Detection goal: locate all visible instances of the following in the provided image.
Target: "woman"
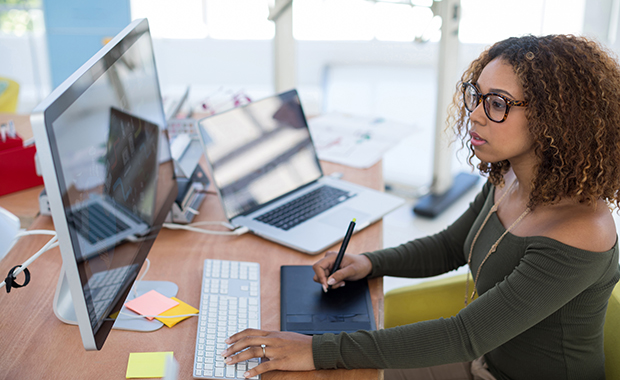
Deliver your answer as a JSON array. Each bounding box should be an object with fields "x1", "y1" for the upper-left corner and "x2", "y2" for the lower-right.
[{"x1": 222, "y1": 35, "x2": 620, "y2": 380}]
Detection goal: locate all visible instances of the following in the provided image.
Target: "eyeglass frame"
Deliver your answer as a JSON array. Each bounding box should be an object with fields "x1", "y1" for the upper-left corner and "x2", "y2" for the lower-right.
[{"x1": 462, "y1": 82, "x2": 528, "y2": 123}]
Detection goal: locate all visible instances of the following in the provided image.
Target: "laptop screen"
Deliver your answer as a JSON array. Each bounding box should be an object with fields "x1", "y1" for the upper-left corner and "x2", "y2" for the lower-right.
[
  {"x1": 105, "y1": 108, "x2": 159, "y2": 224},
  {"x1": 199, "y1": 90, "x2": 323, "y2": 220}
]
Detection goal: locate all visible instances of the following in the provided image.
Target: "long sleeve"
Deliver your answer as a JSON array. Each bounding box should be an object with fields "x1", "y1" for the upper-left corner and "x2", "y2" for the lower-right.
[
  {"x1": 362, "y1": 181, "x2": 492, "y2": 279},
  {"x1": 312, "y1": 180, "x2": 620, "y2": 379},
  {"x1": 313, "y1": 240, "x2": 618, "y2": 375}
]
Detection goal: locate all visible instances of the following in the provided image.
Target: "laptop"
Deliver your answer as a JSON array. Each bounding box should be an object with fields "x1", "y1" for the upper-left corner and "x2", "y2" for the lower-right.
[
  {"x1": 67, "y1": 108, "x2": 159, "y2": 261},
  {"x1": 197, "y1": 89, "x2": 404, "y2": 254}
]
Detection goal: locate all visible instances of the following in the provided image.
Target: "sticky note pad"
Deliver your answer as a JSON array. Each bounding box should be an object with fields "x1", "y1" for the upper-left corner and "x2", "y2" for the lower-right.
[
  {"x1": 126, "y1": 351, "x2": 173, "y2": 378},
  {"x1": 155, "y1": 297, "x2": 199, "y2": 328},
  {"x1": 124, "y1": 290, "x2": 179, "y2": 321}
]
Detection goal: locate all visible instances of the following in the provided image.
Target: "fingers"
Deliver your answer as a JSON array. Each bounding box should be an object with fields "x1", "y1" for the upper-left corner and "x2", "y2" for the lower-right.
[
  {"x1": 224, "y1": 329, "x2": 268, "y2": 361},
  {"x1": 223, "y1": 345, "x2": 264, "y2": 365},
  {"x1": 312, "y1": 251, "x2": 338, "y2": 291},
  {"x1": 222, "y1": 329, "x2": 315, "y2": 378},
  {"x1": 243, "y1": 359, "x2": 280, "y2": 379},
  {"x1": 313, "y1": 252, "x2": 374, "y2": 292},
  {"x1": 326, "y1": 263, "x2": 359, "y2": 289},
  {"x1": 226, "y1": 328, "x2": 267, "y2": 345}
]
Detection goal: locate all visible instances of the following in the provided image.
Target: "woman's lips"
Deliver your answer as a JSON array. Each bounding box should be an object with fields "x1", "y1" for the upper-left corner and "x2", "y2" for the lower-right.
[{"x1": 470, "y1": 131, "x2": 486, "y2": 146}]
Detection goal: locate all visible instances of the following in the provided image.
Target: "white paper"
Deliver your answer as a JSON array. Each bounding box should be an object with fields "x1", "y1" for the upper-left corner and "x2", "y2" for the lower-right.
[{"x1": 308, "y1": 113, "x2": 417, "y2": 169}]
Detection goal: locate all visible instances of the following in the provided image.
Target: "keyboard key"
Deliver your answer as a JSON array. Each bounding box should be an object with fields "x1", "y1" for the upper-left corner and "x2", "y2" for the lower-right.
[
  {"x1": 254, "y1": 185, "x2": 353, "y2": 230},
  {"x1": 194, "y1": 259, "x2": 261, "y2": 379}
]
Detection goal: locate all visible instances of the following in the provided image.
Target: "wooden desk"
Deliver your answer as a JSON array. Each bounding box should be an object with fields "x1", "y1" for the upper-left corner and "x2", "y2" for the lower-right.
[{"x1": 0, "y1": 146, "x2": 386, "y2": 379}]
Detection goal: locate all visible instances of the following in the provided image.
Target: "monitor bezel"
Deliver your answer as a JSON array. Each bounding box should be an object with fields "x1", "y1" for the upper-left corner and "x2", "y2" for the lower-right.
[{"x1": 30, "y1": 18, "x2": 177, "y2": 350}]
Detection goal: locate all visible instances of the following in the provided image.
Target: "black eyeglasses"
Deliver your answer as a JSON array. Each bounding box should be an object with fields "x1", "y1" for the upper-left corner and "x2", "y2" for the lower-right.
[{"x1": 462, "y1": 82, "x2": 528, "y2": 123}]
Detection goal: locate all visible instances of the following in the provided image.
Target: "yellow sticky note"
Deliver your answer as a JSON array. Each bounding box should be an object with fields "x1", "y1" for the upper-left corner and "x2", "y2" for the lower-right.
[
  {"x1": 126, "y1": 351, "x2": 173, "y2": 378},
  {"x1": 155, "y1": 297, "x2": 199, "y2": 328}
]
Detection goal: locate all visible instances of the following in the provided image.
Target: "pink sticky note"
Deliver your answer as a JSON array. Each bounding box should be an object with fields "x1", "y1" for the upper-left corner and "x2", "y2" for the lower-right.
[{"x1": 125, "y1": 290, "x2": 179, "y2": 321}]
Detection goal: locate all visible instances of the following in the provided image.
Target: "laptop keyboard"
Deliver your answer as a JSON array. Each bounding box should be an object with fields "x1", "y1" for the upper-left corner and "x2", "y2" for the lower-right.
[
  {"x1": 84, "y1": 264, "x2": 137, "y2": 327},
  {"x1": 254, "y1": 185, "x2": 352, "y2": 230},
  {"x1": 69, "y1": 203, "x2": 130, "y2": 244}
]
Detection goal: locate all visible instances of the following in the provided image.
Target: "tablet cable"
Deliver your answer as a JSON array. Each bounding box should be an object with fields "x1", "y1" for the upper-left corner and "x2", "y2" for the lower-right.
[
  {"x1": 163, "y1": 220, "x2": 249, "y2": 236},
  {"x1": 2, "y1": 230, "x2": 58, "y2": 293}
]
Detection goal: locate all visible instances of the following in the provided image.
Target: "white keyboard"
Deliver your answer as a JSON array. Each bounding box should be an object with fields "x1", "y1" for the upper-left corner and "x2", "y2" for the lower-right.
[{"x1": 193, "y1": 259, "x2": 261, "y2": 379}]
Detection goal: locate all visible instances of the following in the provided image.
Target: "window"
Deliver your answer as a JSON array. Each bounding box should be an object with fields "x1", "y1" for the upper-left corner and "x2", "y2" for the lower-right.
[
  {"x1": 129, "y1": 0, "x2": 587, "y2": 43},
  {"x1": 131, "y1": 0, "x2": 207, "y2": 39},
  {"x1": 130, "y1": 0, "x2": 274, "y2": 39},
  {"x1": 293, "y1": 0, "x2": 439, "y2": 42},
  {"x1": 374, "y1": 3, "x2": 438, "y2": 42},
  {"x1": 206, "y1": 0, "x2": 274, "y2": 40},
  {"x1": 0, "y1": 0, "x2": 43, "y2": 36},
  {"x1": 459, "y1": 0, "x2": 586, "y2": 43}
]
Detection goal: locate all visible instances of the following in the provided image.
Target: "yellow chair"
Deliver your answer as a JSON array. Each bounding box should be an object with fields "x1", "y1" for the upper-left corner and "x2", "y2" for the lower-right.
[
  {"x1": 0, "y1": 77, "x2": 19, "y2": 113},
  {"x1": 605, "y1": 281, "x2": 620, "y2": 378},
  {"x1": 384, "y1": 274, "x2": 620, "y2": 377}
]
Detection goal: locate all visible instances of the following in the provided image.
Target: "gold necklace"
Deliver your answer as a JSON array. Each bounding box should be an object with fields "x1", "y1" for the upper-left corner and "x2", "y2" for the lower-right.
[{"x1": 465, "y1": 180, "x2": 530, "y2": 306}]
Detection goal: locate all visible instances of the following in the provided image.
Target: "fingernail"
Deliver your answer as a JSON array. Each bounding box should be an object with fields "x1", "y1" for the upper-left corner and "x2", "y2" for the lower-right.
[
  {"x1": 322, "y1": 284, "x2": 327, "y2": 293},
  {"x1": 327, "y1": 278, "x2": 336, "y2": 285},
  {"x1": 339, "y1": 282, "x2": 345, "y2": 288},
  {"x1": 225, "y1": 338, "x2": 231, "y2": 344},
  {"x1": 225, "y1": 357, "x2": 232, "y2": 363},
  {"x1": 221, "y1": 351, "x2": 228, "y2": 357},
  {"x1": 244, "y1": 372, "x2": 251, "y2": 378}
]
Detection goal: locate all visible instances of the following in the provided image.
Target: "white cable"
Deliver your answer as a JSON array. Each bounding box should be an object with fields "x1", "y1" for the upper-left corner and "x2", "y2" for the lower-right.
[
  {"x1": 162, "y1": 222, "x2": 249, "y2": 236},
  {"x1": 131, "y1": 258, "x2": 151, "y2": 298},
  {"x1": 15, "y1": 230, "x2": 57, "y2": 238},
  {"x1": 185, "y1": 207, "x2": 199, "y2": 215},
  {"x1": 187, "y1": 220, "x2": 234, "y2": 229},
  {"x1": 117, "y1": 311, "x2": 198, "y2": 320},
  {"x1": 125, "y1": 234, "x2": 156, "y2": 243},
  {"x1": 113, "y1": 258, "x2": 198, "y2": 320},
  {"x1": 1, "y1": 232, "x2": 58, "y2": 290}
]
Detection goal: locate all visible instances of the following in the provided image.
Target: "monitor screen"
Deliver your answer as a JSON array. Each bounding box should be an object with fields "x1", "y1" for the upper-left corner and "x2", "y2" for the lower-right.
[
  {"x1": 31, "y1": 18, "x2": 177, "y2": 350},
  {"x1": 198, "y1": 90, "x2": 323, "y2": 220}
]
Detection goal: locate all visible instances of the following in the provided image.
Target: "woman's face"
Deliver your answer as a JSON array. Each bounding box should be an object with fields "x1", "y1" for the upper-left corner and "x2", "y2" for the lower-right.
[{"x1": 468, "y1": 58, "x2": 535, "y2": 167}]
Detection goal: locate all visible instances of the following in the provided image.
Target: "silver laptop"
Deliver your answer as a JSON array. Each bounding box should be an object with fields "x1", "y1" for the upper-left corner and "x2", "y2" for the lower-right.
[
  {"x1": 197, "y1": 89, "x2": 404, "y2": 254},
  {"x1": 66, "y1": 108, "x2": 159, "y2": 261}
]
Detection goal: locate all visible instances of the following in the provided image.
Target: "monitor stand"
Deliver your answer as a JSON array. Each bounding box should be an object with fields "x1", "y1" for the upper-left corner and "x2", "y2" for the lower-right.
[{"x1": 53, "y1": 268, "x2": 178, "y2": 332}]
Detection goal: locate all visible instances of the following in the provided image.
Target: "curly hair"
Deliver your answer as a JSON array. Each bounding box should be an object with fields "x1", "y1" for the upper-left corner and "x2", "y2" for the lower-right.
[{"x1": 451, "y1": 35, "x2": 620, "y2": 210}]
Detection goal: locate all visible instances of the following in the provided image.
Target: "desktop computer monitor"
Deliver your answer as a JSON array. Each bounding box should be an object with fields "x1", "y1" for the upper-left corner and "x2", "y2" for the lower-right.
[{"x1": 30, "y1": 18, "x2": 178, "y2": 350}]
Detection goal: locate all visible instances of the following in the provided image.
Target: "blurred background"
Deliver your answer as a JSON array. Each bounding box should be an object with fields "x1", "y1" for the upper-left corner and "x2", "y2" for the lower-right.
[{"x1": 2, "y1": 0, "x2": 619, "y2": 288}]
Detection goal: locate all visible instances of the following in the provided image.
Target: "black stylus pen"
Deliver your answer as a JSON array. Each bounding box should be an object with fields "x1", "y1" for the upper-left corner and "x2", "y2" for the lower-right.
[{"x1": 327, "y1": 218, "x2": 356, "y2": 291}]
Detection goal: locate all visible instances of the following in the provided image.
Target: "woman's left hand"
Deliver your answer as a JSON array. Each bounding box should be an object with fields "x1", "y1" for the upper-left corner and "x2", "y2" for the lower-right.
[{"x1": 222, "y1": 329, "x2": 315, "y2": 378}]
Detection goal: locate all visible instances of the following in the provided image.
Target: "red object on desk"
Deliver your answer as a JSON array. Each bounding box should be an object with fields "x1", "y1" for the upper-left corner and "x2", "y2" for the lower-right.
[{"x1": 0, "y1": 135, "x2": 44, "y2": 196}]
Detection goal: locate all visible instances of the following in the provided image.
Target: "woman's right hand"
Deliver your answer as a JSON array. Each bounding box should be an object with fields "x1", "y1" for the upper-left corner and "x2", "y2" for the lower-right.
[{"x1": 312, "y1": 251, "x2": 373, "y2": 292}]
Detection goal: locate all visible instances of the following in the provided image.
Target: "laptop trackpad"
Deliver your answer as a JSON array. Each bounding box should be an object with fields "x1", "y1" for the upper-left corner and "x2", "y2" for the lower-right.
[{"x1": 319, "y1": 207, "x2": 369, "y2": 228}]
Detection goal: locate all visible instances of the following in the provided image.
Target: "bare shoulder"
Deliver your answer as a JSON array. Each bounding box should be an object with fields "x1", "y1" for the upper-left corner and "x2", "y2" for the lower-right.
[{"x1": 539, "y1": 200, "x2": 617, "y2": 252}]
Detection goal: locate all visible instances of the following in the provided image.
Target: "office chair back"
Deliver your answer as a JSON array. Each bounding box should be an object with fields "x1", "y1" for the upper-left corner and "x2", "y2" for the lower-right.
[
  {"x1": 604, "y1": 281, "x2": 620, "y2": 378},
  {"x1": 385, "y1": 275, "x2": 620, "y2": 378},
  {"x1": 0, "y1": 77, "x2": 19, "y2": 113}
]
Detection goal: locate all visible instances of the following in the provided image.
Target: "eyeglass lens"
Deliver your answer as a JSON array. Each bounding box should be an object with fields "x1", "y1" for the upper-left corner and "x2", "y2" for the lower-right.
[{"x1": 463, "y1": 84, "x2": 507, "y2": 123}]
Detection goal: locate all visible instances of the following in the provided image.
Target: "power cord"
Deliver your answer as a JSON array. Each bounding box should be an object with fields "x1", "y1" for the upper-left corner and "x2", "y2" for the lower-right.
[
  {"x1": 2, "y1": 230, "x2": 58, "y2": 293},
  {"x1": 102, "y1": 258, "x2": 198, "y2": 322},
  {"x1": 115, "y1": 312, "x2": 198, "y2": 320},
  {"x1": 163, "y1": 221, "x2": 249, "y2": 236},
  {"x1": 131, "y1": 257, "x2": 151, "y2": 298},
  {"x1": 2, "y1": 231, "x2": 200, "y2": 322}
]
